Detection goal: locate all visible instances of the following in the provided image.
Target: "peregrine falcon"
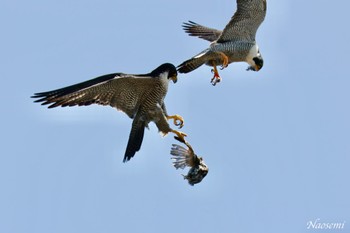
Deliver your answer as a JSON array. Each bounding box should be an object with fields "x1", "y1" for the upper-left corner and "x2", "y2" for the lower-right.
[
  {"x1": 32, "y1": 63, "x2": 186, "y2": 162},
  {"x1": 177, "y1": 0, "x2": 267, "y2": 85}
]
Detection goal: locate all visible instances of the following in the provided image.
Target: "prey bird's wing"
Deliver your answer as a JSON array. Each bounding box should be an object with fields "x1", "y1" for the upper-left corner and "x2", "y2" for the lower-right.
[
  {"x1": 32, "y1": 73, "x2": 155, "y2": 119},
  {"x1": 171, "y1": 144, "x2": 197, "y2": 169},
  {"x1": 217, "y1": 0, "x2": 267, "y2": 43},
  {"x1": 182, "y1": 21, "x2": 222, "y2": 42}
]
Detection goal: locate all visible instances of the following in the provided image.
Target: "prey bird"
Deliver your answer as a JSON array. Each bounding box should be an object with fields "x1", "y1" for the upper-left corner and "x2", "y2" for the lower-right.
[
  {"x1": 171, "y1": 140, "x2": 208, "y2": 186},
  {"x1": 32, "y1": 63, "x2": 186, "y2": 162},
  {"x1": 177, "y1": 0, "x2": 267, "y2": 85}
]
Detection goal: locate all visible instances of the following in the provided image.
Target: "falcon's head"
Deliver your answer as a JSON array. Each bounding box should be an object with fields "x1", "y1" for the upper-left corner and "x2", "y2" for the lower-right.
[
  {"x1": 150, "y1": 63, "x2": 178, "y2": 83},
  {"x1": 247, "y1": 53, "x2": 264, "y2": 72}
]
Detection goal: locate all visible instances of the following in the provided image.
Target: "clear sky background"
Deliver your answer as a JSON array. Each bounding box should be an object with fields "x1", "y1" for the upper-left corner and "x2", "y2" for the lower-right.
[{"x1": 1, "y1": 0, "x2": 349, "y2": 232}]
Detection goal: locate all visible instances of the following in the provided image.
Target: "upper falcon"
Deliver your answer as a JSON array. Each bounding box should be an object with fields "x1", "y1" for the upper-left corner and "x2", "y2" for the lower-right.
[
  {"x1": 177, "y1": 0, "x2": 267, "y2": 85},
  {"x1": 32, "y1": 63, "x2": 186, "y2": 162}
]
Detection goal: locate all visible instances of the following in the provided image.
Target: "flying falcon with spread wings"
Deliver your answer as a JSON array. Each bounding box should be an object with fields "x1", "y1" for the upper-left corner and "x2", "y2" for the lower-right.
[
  {"x1": 177, "y1": 0, "x2": 267, "y2": 85},
  {"x1": 32, "y1": 63, "x2": 186, "y2": 162}
]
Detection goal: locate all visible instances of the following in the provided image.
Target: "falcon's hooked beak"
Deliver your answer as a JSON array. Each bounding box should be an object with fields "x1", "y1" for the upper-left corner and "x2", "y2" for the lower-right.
[
  {"x1": 255, "y1": 64, "x2": 263, "y2": 71},
  {"x1": 170, "y1": 75, "x2": 178, "y2": 84}
]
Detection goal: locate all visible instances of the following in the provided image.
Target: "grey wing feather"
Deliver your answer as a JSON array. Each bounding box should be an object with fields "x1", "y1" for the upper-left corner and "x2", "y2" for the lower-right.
[
  {"x1": 123, "y1": 118, "x2": 145, "y2": 162},
  {"x1": 217, "y1": 0, "x2": 267, "y2": 43},
  {"x1": 32, "y1": 74, "x2": 155, "y2": 118},
  {"x1": 182, "y1": 21, "x2": 222, "y2": 42}
]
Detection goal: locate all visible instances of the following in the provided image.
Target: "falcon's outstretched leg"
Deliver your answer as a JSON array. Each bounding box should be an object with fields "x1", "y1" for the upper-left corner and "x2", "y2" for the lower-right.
[
  {"x1": 210, "y1": 52, "x2": 229, "y2": 86},
  {"x1": 219, "y1": 52, "x2": 229, "y2": 70},
  {"x1": 167, "y1": 114, "x2": 184, "y2": 129},
  {"x1": 211, "y1": 66, "x2": 221, "y2": 86}
]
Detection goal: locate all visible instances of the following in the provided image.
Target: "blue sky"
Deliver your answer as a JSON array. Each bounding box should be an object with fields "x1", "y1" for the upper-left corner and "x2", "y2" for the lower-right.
[{"x1": 1, "y1": 0, "x2": 349, "y2": 232}]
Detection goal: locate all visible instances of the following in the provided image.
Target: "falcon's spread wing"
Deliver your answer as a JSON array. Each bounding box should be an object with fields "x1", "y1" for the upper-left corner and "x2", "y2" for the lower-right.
[
  {"x1": 32, "y1": 73, "x2": 156, "y2": 119},
  {"x1": 182, "y1": 21, "x2": 222, "y2": 42},
  {"x1": 217, "y1": 0, "x2": 267, "y2": 43}
]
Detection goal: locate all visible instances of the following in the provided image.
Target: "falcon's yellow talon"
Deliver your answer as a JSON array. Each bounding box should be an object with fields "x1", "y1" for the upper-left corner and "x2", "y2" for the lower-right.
[
  {"x1": 167, "y1": 114, "x2": 184, "y2": 129},
  {"x1": 171, "y1": 129, "x2": 187, "y2": 143}
]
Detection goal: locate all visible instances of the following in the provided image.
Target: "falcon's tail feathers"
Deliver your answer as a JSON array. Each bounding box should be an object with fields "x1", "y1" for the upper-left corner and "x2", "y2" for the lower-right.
[
  {"x1": 177, "y1": 49, "x2": 210, "y2": 74},
  {"x1": 123, "y1": 119, "x2": 145, "y2": 162},
  {"x1": 177, "y1": 58, "x2": 205, "y2": 74}
]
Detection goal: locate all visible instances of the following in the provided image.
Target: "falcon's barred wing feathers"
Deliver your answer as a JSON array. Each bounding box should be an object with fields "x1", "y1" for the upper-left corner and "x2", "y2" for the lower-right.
[
  {"x1": 182, "y1": 21, "x2": 222, "y2": 42},
  {"x1": 32, "y1": 73, "x2": 156, "y2": 119},
  {"x1": 217, "y1": 0, "x2": 267, "y2": 43}
]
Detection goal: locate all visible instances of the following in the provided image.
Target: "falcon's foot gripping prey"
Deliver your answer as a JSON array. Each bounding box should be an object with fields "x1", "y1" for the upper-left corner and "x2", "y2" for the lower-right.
[{"x1": 171, "y1": 130, "x2": 187, "y2": 143}]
